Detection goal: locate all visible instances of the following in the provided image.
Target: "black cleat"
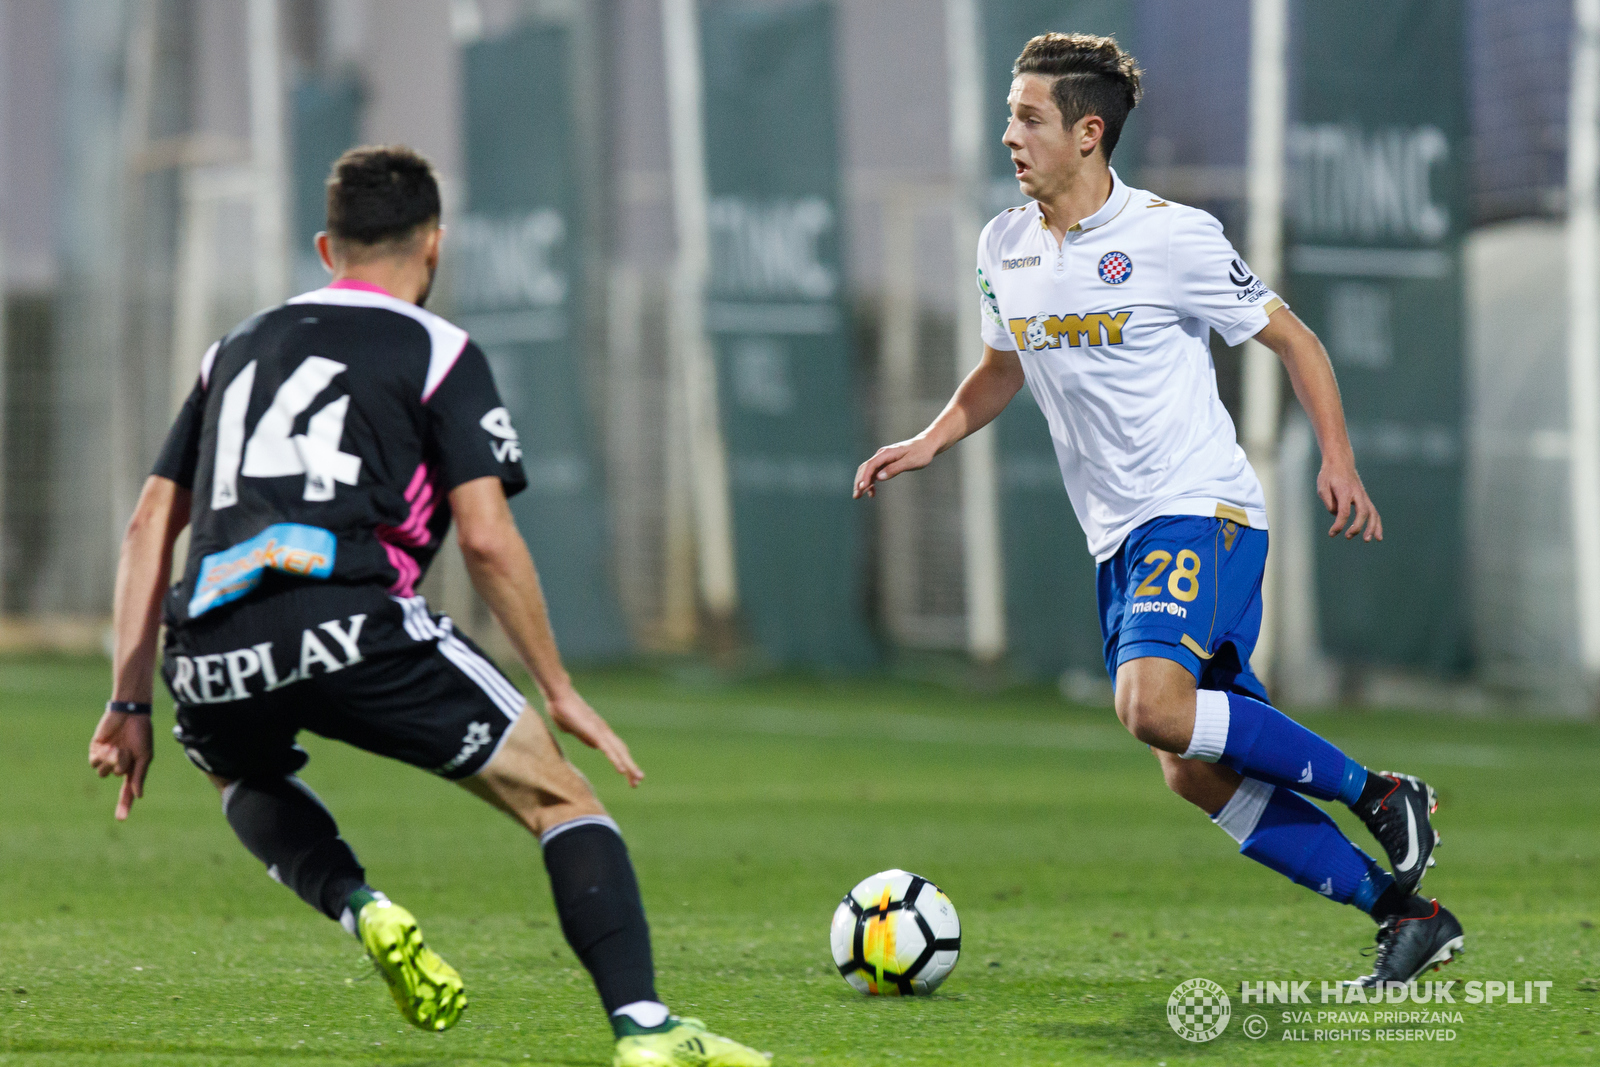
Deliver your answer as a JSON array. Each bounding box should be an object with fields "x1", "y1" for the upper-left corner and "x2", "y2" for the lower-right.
[
  {"x1": 1345, "y1": 897, "x2": 1465, "y2": 991},
  {"x1": 1353, "y1": 771, "x2": 1439, "y2": 895}
]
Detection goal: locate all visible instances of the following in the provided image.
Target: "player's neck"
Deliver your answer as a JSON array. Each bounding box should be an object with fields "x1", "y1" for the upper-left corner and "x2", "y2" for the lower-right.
[
  {"x1": 1035, "y1": 162, "x2": 1114, "y2": 241},
  {"x1": 331, "y1": 260, "x2": 429, "y2": 306}
]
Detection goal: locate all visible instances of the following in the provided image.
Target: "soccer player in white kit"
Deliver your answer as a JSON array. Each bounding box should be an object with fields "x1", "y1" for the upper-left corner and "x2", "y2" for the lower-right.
[{"x1": 854, "y1": 32, "x2": 1464, "y2": 987}]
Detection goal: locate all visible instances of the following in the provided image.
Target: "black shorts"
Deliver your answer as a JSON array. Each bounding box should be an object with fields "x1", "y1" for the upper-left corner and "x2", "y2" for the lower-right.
[{"x1": 162, "y1": 584, "x2": 525, "y2": 781}]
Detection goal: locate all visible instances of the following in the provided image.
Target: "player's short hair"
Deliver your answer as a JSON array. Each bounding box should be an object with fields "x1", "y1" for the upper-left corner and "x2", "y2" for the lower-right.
[
  {"x1": 1013, "y1": 32, "x2": 1143, "y2": 161},
  {"x1": 325, "y1": 145, "x2": 441, "y2": 257}
]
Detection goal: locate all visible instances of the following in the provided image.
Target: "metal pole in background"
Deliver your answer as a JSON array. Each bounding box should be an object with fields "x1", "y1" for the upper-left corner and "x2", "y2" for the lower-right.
[
  {"x1": 661, "y1": 0, "x2": 739, "y2": 632},
  {"x1": 248, "y1": 0, "x2": 290, "y2": 308},
  {"x1": 111, "y1": 0, "x2": 157, "y2": 557},
  {"x1": 0, "y1": 0, "x2": 9, "y2": 610},
  {"x1": 1567, "y1": 0, "x2": 1600, "y2": 684},
  {"x1": 1242, "y1": 0, "x2": 1288, "y2": 683},
  {"x1": 945, "y1": 0, "x2": 1005, "y2": 663}
]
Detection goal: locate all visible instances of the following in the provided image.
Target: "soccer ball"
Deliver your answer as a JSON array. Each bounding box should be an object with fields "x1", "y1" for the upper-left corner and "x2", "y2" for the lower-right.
[{"x1": 830, "y1": 869, "x2": 961, "y2": 995}]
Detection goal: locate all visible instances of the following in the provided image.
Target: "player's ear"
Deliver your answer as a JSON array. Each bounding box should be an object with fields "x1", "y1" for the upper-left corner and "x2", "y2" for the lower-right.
[
  {"x1": 423, "y1": 224, "x2": 444, "y2": 267},
  {"x1": 315, "y1": 232, "x2": 337, "y2": 274},
  {"x1": 1077, "y1": 114, "x2": 1106, "y2": 158}
]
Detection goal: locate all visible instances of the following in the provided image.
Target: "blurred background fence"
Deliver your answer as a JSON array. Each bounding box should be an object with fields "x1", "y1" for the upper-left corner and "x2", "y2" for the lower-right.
[{"x1": 0, "y1": 0, "x2": 1595, "y2": 714}]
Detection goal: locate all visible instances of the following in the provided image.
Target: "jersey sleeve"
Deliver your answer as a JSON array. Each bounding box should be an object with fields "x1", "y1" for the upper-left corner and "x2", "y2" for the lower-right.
[
  {"x1": 151, "y1": 377, "x2": 206, "y2": 488},
  {"x1": 977, "y1": 219, "x2": 1017, "y2": 351},
  {"x1": 1168, "y1": 208, "x2": 1286, "y2": 347},
  {"x1": 424, "y1": 340, "x2": 529, "y2": 497}
]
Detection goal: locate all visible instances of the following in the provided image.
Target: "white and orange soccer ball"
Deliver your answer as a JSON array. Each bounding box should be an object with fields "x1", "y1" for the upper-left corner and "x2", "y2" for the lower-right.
[{"x1": 830, "y1": 869, "x2": 961, "y2": 995}]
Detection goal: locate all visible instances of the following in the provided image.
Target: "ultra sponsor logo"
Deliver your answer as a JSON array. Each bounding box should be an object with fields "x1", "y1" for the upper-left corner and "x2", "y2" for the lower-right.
[
  {"x1": 1228, "y1": 257, "x2": 1271, "y2": 302},
  {"x1": 1006, "y1": 310, "x2": 1132, "y2": 353},
  {"x1": 1167, "y1": 978, "x2": 1231, "y2": 1042},
  {"x1": 169, "y1": 613, "x2": 367, "y2": 704},
  {"x1": 188, "y1": 523, "x2": 336, "y2": 618}
]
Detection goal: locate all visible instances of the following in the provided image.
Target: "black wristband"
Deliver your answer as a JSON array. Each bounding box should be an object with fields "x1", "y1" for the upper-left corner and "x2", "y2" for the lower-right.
[{"x1": 107, "y1": 701, "x2": 152, "y2": 716}]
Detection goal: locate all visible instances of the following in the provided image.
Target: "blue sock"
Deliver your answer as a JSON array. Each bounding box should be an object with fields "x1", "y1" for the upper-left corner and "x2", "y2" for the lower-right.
[
  {"x1": 1186, "y1": 690, "x2": 1367, "y2": 804},
  {"x1": 1211, "y1": 779, "x2": 1394, "y2": 912}
]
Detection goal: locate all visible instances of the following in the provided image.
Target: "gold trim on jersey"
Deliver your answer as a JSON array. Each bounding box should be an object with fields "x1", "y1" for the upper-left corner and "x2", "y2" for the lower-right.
[
  {"x1": 1262, "y1": 296, "x2": 1285, "y2": 317},
  {"x1": 1214, "y1": 504, "x2": 1251, "y2": 526}
]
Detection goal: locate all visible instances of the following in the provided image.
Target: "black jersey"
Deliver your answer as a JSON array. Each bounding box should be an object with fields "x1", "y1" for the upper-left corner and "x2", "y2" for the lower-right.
[{"x1": 154, "y1": 281, "x2": 527, "y2": 631}]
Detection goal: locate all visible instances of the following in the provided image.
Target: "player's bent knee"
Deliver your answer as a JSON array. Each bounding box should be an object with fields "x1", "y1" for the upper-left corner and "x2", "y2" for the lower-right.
[
  {"x1": 460, "y1": 709, "x2": 609, "y2": 836},
  {"x1": 1114, "y1": 659, "x2": 1197, "y2": 753},
  {"x1": 1115, "y1": 689, "x2": 1184, "y2": 751}
]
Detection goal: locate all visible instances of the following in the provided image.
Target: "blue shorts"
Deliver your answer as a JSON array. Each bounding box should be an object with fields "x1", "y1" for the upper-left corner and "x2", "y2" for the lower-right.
[{"x1": 1097, "y1": 514, "x2": 1270, "y2": 703}]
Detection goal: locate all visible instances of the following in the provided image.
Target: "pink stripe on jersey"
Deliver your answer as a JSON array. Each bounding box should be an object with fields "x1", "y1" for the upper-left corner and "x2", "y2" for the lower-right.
[
  {"x1": 328, "y1": 278, "x2": 395, "y2": 296},
  {"x1": 376, "y1": 463, "x2": 440, "y2": 597},
  {"x1": 381, "y1": 542, "x2": 423, "y2": 600}
]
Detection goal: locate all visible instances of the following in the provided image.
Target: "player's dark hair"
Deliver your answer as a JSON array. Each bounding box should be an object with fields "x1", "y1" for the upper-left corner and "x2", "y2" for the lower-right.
[
  {"x1": 1013, "y1": 33, "x2": 1143, "y2": 161},
  {"x1": 325, "y1": 145, "x2": 441, "y2": 254}
]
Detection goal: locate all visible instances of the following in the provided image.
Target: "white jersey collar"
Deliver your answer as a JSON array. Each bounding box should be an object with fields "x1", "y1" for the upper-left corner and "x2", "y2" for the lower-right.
[{"x1": 1042, "y1": 166, "x2": 1131, "y2": 235}]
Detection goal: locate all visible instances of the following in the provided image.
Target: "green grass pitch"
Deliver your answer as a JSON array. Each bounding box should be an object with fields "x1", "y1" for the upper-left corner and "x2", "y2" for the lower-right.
[{"x1": 1, "y1": 655, "x2": 1596, "y2": 1065}]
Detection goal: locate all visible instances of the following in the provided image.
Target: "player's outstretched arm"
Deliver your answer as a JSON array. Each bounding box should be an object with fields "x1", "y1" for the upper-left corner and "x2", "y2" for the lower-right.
[
  {"x1": 853, "y1": 344, "x2": 1025, "y2": 498},
  {"x1": 1254, "y1": 307, "x2": 1383, "y2": 542},
  {"x1": 450, "y1": 476, "x2": 644, "y2": 786},
  {"x1": 91, "y1": 475, "x2": 191, "y2": 820}
]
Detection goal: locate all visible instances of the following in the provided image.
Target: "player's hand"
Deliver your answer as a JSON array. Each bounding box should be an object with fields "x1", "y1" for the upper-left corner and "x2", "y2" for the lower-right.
[
  {"x1": 854, "y1": 437, "x2": 938, "y2": 498},
  {"x1": 1318, "y1": 461, "x2": 1383, "y2": 542},
  {"x1": 546, "y1": 687, "x2": 644, "y2": 787},
  {"x1": 88, "y1": 708, "x2": 154, "y2": 821}
]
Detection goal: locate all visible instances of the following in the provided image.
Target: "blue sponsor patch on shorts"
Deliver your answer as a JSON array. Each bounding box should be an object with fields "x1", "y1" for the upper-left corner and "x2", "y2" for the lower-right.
[{"x1": 189, "y1": 523, "x2": 336, "y2": 617}]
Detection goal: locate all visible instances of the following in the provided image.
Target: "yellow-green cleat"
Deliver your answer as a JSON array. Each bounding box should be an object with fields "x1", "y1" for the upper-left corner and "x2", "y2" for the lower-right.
[
  {"x1": 357, "y1": 899, "x2": 467, "y2": 1032},
  {"x1": 613, "y1": 1016, "x2": 772, "y2": 1067}
]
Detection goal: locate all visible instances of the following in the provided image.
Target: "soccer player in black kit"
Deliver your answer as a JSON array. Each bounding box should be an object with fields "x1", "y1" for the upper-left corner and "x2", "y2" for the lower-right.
[{"x1": 88, "y1": 146, "x2": 769, "y2": 1067}]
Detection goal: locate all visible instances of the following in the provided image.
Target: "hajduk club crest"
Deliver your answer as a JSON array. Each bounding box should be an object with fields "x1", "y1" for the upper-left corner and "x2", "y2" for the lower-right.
[{"x1": 1098, "y1": 251, "x2": 1133, "y2": 284}]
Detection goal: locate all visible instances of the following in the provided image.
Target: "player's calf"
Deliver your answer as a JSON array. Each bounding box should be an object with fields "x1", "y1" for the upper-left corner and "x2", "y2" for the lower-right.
[
  {"x1": 1154, "y1": 749, "x2": 1242, "y2": 812},
  {"x1": 221, "y1": 776, "x2": 369, "y2": 920},
  {"x1": 462, "y1": 712, "x2": 677, "y2": 1039}
]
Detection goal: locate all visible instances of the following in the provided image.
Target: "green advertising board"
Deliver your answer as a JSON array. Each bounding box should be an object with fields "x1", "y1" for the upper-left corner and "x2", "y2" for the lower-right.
[
  {"x1": 457, "y1": 20, "x2": 629, "y2": 659},
  {"x1": 290, "y1": 74, "x2": 361, "y2": 294},
  {"x1": 1287, "y1": 0, "x2": 1468, "y2": 671},
  {"x1": 700, "y1": 0, "x2": 873, "y2": 665},
  {"x1": 983, "y1": 1, "x2": 1137, "y2": 678}
]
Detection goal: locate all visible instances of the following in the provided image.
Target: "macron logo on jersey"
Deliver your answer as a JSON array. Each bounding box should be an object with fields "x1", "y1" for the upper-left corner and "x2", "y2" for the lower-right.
[
  {"x1": 479, "y1": 407, "x2": 522, "y2": 463},
  {"x1": 1007, "y1": 311, "x2": 1132, "y2": 353}
]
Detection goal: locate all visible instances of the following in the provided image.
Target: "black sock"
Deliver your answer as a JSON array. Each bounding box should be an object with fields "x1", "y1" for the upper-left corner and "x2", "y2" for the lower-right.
[
  {"x1": 1353, "y1": 770, "x2": 1393, "y2": 810},
  {"x1": 1368, "y1": 882, "x2": 1410, "y2": 923},
  {"x1": 223, "y1": 777, "x2": 368, "y2": 921},
  {"x1": 541, "y1": 822, "x2": 657, "y2": 1019}
]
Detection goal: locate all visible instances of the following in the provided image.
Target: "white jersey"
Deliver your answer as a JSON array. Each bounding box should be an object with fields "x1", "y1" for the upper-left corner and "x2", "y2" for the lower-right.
[{"x1": 977, "y1": 168, "x2": 1284, "y2": 561}]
